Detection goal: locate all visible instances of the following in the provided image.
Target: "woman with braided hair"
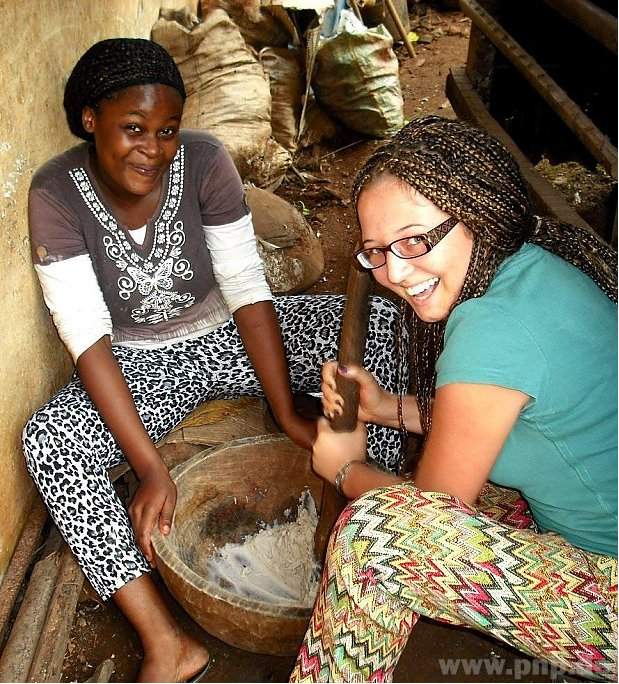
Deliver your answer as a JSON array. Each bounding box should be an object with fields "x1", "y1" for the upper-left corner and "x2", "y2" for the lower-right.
[
  {"x1": 22, "y1": 38, "x2": 408, "y2": 682},
  {"x1": 290, "y1": 116, "x2": 617, "y2": 682}
]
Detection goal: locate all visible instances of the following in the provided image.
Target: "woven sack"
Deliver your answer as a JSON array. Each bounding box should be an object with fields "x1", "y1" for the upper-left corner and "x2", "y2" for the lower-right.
[
  {"x1": 259, "y1": 47, "x2": 305, "y2": 154},
  {"x1": 311, "y1": 24, "x2": 404, "y2": 138},
  {"x1": 152, "y1": 7, "x2": 273, "y2": 180},
  {"x1": 199, "y1": 0, "x2": 298, "y2": 49}
]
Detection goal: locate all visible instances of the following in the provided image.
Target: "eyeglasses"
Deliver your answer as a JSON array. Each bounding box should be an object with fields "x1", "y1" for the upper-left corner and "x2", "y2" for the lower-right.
[{"x1": 354, "y1": 216, "x2": 459, "y2": 271}]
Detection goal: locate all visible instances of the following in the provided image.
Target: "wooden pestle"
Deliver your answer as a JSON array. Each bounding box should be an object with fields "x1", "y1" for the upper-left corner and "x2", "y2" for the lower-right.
[{"x1": 313, "y1": 263, "x2": 373, "y2": 561}]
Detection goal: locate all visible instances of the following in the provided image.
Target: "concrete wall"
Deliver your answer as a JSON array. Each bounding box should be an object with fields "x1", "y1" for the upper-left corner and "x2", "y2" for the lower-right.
[{"x1": 0, "y1": 0, "x2": 194, "y2": 583}]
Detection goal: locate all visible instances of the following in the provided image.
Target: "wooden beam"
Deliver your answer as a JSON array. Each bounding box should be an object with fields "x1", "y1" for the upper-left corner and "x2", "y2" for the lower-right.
[
  {"x1": 446, "y1": 66, "x2": 603, "y2": 239},
  {"x1": 541, "y1": 0, "x2": 617, "y2": 54},
  {"x1": 460, "y1": 0, "x2": 618, "y2": 180}
]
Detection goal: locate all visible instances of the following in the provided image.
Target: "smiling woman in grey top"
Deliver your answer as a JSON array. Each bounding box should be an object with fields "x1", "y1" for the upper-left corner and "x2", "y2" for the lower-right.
[{"x1": 22, "y1": 38, "x2": 406, "y2": 683}]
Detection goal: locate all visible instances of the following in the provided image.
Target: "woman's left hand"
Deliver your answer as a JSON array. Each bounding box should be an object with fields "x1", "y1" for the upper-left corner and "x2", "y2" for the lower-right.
[
  {"x1": 128, "y1": 464, "x2": 177, "y2": 567},
  {"x1": 311, "y1": 416, "x2": 367, "y2": 484}
]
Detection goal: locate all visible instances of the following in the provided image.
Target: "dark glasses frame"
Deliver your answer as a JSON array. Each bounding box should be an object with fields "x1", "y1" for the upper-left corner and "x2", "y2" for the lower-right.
[{"x1": 354, "y1": 216, "x2": 459, "y2": 270}]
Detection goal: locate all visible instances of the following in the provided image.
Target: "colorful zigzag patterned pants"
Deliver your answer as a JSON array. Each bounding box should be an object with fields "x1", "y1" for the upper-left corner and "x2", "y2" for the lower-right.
[{"x1": 290, "y1": 483, "x2": 617, "y2": 682}]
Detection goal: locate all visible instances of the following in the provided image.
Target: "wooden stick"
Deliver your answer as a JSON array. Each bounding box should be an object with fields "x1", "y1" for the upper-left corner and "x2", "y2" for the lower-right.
[
  {"x1": 27, "y1": 541, "x2": 85, "y2": 682},
  {"x1": 86, "y1": 659, "x2": 116, "y2": 683},
  {"x1": 384, "y1": 0, "x2": 417, "y2": 58},
  {"x1": 348, "y1": 0, "x2": 363, "y2": 23},
  {"x1": 314, "y1": 265, "x2": 373, "y2": 561},
  {"x1": 0, "y1": 466, "x2": 133, "y2": 682},
  {"x1": 330, "y1": 267, "x2": 372, "y2": 433},
  {"x1": 0, "y1": 497, "x2": 48, "y2": 648},
  {"x1": 0, "y1": 528, "x2": 64, "y2": 682}
]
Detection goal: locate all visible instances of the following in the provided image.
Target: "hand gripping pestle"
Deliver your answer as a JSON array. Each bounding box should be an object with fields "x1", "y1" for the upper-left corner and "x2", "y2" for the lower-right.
[{"x1": 313, "y1": 262, "x2": 373, "y2": 562}]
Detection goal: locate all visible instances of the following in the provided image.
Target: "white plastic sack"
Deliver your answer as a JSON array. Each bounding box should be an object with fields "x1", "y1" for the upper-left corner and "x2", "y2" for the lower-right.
[{"x1": 311, "y1": 19, "x2": 404, "y2": 138}]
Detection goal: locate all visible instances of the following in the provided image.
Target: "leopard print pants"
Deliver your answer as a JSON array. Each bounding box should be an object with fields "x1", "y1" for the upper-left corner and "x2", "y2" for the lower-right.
[{"x1": 22, "y1": 294, "x2": 408, "y2": 600}]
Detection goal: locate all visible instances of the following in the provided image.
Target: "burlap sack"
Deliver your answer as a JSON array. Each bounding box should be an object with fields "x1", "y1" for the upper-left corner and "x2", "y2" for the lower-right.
[
  {"x1": 259, "y1": 47, "x2": 305, "y2": 154},
  {"x1": 152, "y1": 7, "x2": 273, "y2": 180},
  {"x1": 311, "y1": 24, "x2": 404, "y2": 138},
  {"x1": 199, "y1": 0, "x2": 298, "y2": 49},
  {"x1": 247, "y1": 187, "x2": 324, "y2": 294}
]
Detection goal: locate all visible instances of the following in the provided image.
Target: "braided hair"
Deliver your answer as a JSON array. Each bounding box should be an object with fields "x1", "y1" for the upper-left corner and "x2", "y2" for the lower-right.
[
  {"x1": 63, "y1": 38, "x2": 186, "y2": 142},
  {"x1": 353, "y1": 115, "x2": 618, "y2": 435}
]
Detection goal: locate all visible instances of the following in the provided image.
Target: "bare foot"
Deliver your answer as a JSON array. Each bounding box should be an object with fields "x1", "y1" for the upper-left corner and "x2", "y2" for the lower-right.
[{"x1": 137, "y1": 629, "x2": 209, "y2": 682}]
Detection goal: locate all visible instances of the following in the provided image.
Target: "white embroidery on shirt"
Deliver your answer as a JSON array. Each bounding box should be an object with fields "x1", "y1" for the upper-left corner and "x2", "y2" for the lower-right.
[
  {"x1": 69, "y1": 146, "x2": 195, "y2": 324},
  {"x1": 129, "y1": 257, "x2": 174, "y2": 295}
]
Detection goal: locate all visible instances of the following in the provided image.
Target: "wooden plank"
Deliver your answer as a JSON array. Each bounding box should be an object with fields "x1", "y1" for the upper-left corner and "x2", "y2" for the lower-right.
[
  {"x1": 464, "y1": 23, "x2": 495, "y2": 102},
  {"x1": 446, "y1": 67, "x2": 602, "y2": 237},
  {"x1": 460, "y1": 0, "x2": 618, "y2": 180}
]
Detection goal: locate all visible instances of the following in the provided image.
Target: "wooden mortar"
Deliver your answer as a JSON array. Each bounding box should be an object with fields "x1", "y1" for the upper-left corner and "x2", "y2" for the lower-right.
[{"x1": 152, "y1": 434, "x2": 323, "y2": 656}]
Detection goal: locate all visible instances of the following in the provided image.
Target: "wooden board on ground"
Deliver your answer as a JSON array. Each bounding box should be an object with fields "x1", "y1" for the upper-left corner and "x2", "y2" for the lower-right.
[{"x1": 161, "y1": 398, "x2": 268, "y2": 445}]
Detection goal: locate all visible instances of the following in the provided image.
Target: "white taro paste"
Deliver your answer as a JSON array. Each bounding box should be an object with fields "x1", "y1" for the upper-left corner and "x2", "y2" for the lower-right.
[{"x1": 205, "y1": 489, "x2": 321, "y2": 606}]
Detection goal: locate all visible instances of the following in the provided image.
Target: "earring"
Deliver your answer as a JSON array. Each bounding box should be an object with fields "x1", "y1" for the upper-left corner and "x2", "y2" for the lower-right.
[{"x1": 82, "y1": 108, "x2": 95, "y2": 132}]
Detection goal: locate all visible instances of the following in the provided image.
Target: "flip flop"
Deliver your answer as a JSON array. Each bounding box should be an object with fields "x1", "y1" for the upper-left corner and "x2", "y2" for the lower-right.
[{"x1": 187, "y1": 658, "x2": 211, "y2": 683}]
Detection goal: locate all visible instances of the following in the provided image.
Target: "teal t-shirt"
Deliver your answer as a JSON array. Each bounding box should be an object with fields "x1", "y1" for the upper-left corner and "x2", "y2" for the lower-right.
[{"x1": 436, "y1": 244, "x2": 618, "y2": 556}]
